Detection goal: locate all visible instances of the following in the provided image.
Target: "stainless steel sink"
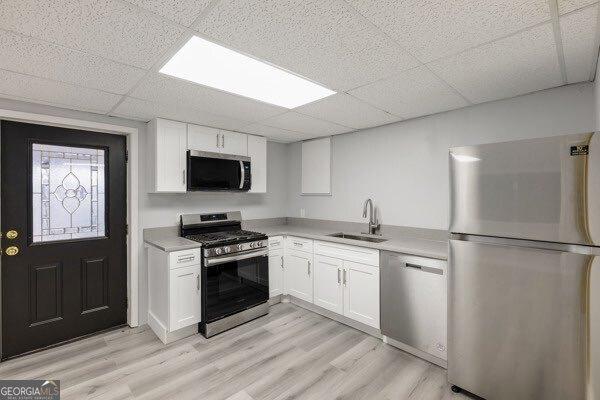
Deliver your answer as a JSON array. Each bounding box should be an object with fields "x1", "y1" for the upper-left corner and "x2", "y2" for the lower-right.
[{"x1": 328, "y1": 233, "x2": 387, "y2": 243}]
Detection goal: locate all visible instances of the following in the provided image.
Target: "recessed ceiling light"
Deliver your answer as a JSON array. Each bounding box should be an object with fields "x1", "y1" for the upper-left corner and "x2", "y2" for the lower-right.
[{"x1": 160, "y1": 36, "x2": 335, "y2": 109}]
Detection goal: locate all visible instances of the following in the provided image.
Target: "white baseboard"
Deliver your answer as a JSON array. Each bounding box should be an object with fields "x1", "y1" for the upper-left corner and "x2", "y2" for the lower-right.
[{"x1": 147, "y1": 312, "x2": 197, "y2": 344}]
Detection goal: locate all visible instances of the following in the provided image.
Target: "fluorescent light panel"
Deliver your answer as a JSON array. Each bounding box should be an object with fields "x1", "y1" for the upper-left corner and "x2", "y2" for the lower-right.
[{"x1": 160, "y1": 36, "x2": 335, "y2": 109}]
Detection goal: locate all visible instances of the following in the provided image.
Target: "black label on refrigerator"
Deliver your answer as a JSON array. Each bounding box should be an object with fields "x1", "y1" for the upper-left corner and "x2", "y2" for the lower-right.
[{"x1": 570, "y1": 145, "x2": 589, "y2": 156}]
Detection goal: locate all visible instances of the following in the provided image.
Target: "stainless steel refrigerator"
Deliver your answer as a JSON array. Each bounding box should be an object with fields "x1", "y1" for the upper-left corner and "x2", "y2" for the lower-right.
[{"x1": 448, "y1": 133, "x2": 600, "y2": 400}]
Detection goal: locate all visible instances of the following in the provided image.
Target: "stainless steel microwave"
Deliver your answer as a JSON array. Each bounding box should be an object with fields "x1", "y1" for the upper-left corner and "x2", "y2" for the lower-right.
[{"x1": 187, "y1": 150, "x2": 251, "y2": 191}]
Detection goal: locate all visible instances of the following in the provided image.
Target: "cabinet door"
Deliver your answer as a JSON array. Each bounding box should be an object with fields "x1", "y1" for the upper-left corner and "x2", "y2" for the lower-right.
[
  {"x1": 313, "y1": 255, "x2": 343, "y2": 314},
  {"x1": 268, "y1": 249, "x2": 284, "y2": 297},
  {"x1": 153, "y1": 118, "x2": 187, "y2": 192},
  {"x1": 169, "y1": 265, "x2": 201, "y2": 331},
  {"x1": 302, "y1": 137, "x2": 330, "y2": 194},
  {"x1": 247, "y1": 135, "x2": 267, "y2": 193},
  {"x1": 284, "y1": 250, "x2": 313, "y2": 303},
  {"x1": 188, "y1": 124, "x2": 220, "y2": 153},
  {"x1": 221, "y1": 130, "x2": 247, "y2": 155},
  {"x1": 343, "y1": 261, "x2": 379, "y2": 329}
]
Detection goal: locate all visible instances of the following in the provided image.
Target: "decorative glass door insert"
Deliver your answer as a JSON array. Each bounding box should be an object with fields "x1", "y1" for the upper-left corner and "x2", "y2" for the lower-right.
[{"x1": 32, "y1": 143, "x2": 106, "y2": 242}]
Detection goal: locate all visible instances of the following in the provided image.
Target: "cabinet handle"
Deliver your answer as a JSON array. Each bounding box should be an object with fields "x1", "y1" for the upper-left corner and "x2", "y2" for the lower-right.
[
  {"x1": 182, "y1": 169, "x2": 186, "y2": 185},
  {"x1": 293, "y1": 242, "x2": 302, "y2": 247},
  {"x1": 280, "y1": 256, "x2": 284, "y2": 268},
  {"x1": 307, "y1": 260, "x2": 311, "y2": 275},
  {"x1": 343, "y1": 269, "x2": 347, "y2": 286},
  {"x1": 337, "y1": 268, "x2": 341, "y2": 284},
  {"x1": 177, "y1": 254, "x2": 195, "y2": 262},
  {"x1": 216, "y1": 134, "x2": 220, "y2": 148},
  {"x1": 222, "y1": 134, "x2": 225, "y2": 148},
  {"x1": 197, "y1": 275, "x2": 200, "y2": 291}
]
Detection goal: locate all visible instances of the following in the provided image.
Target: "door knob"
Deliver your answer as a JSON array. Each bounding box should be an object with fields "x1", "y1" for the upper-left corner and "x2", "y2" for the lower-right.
[
  {"x1": 6, "y1": 230, "x2": 18, "y2": 240},
  {"x1": 5, "y1": 246, "x2": 19, "y2": 256}
]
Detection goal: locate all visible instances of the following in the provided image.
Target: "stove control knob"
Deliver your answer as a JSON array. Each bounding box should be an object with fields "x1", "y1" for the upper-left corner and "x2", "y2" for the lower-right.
[
  {"x1": 237, "y1": 244, "x2": 243, "y2": 251},
  {"x1": 224, "y1": 246, "x2": 231, "y2": 253},
  {"x1": 256, "y1": 241, "x2": 263, "y2": 247},
  {"x1": 249, "y1": 242, "x2": 255, "y2": 248},
  {"x1": 214, "y1": 248, "x2": 222, "y2": 255}
]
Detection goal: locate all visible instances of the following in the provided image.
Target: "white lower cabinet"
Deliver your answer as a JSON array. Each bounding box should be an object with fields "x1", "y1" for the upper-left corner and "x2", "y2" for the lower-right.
[
  {"x1": 284, "y1": 249, "x2": 313, "y2": 302},
  {"x1": 343, "y1": 261, "x2": 380, "y2": 328},
  {"x1": 268, "y1": 248, "x2": 284, "y2": 298},
  {"x1": 147, "y1": 246, "x2": 202, "y2": 343},
  {"x1": 169, "y1": 265, "x2": 201, "y2": 331},
  {"x1": 313, "y1": 255, "x2": 344, "y2": 314}
]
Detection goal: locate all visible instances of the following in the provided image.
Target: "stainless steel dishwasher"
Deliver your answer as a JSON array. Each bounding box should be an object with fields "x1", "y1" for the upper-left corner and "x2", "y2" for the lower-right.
[{"x1": 380, "y1": 251, "x2": 447, "y2": 366}]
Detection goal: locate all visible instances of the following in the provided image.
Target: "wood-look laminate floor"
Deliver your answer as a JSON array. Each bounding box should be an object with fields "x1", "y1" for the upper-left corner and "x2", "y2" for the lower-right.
[{"x1": 0, "y1": 303, "x2": 473, "y2": 400}]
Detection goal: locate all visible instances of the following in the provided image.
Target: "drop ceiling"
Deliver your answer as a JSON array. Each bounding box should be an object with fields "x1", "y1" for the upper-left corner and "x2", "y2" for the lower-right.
[{"x1": 0, "y1": 0, "x2": 598, "y2": 142}]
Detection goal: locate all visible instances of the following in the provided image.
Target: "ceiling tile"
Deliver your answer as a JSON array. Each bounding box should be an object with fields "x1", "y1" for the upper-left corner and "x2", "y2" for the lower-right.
[
  {"x1": 0, "y1": 69, "x2": 121, "y2": 113},
  {"x1": 261, "y1": 112, "x2": 353, "y2": 136},
  {"x1": 0, "y1": 0, "x2": 186, "y2": 69},
  {"x1": 560, "y1": 5, "x2": 598, "y2": 83},
  {"x1": 195, "y1": 0, "x2": 419, "y2": 91},
  {"x1": 130, "y1": 73, "x2": 287, "y2": 122},
  {"x1": 295, "y1": 93, "x2": 401, "y2": 129},
  {"x1": 111, "y1": 97, "x2": 250, "y2": 131},
  {"x1": 558, "y1": 0, "x2": 598, "y2": 14},
  {"x1": 123, "y1": 0, "x2": 214, "y2": 26},
  {"x1": 240, "y1": 123, "x2": 312, "y2": 142},
  {"x1": 349, "y1": 66, "x2": 469, "y2": 119},
  {"x1": 0, "y1": 30, "x2": 145, "y2": 94},
  {"x1": 428, "y1": 24, "x2": 562, "y2": 103},
  {"x1": 346, "y1": 0, "x2": 551, "y2": 62}
]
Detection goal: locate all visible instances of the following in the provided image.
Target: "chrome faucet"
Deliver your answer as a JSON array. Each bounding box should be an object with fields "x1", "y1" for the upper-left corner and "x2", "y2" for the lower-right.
[{"x1": 362, "y1": 198, "x2": 380, "y2": 235}]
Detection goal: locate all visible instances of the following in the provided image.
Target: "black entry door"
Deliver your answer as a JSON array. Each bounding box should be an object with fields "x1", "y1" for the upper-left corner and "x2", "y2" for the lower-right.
[{"x1": 1, "y1": 120, "x2": 127, "y2": 359}]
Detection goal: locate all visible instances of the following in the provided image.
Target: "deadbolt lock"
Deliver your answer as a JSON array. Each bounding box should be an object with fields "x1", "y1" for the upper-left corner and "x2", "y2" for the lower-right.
[
  {"x1": 5, "y1": 246, "x2": 19, "y2": 256},
  {"x1": 6, "y1": 230, "x2": 18, "y2": 240}
]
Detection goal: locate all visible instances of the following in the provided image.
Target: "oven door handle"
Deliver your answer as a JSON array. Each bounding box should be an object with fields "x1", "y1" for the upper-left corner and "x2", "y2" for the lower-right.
[{"x1": 204, "y1": 249, "x2": 268, "y2": 267}]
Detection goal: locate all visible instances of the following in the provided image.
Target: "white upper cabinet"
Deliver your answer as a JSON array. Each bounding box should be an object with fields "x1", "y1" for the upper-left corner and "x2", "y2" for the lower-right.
[
  {"x1": 187, "y1": 124, "x2": 247, "y2": 156},
  {"x1": 187, "y1": 124, "x2": 220, "y2": 153},
  {"x1": 248, "y1": 135, "x2": 267, "y2": 193},
  {"x1": 147, "y1": 118, "x2": 187, "y2": 193},
  {"x1": 302, "y1": 137, "x2": 331, "y2": 195},
  {"x1": 221, "y1": 130, "x2": 248, "y2": 156}
]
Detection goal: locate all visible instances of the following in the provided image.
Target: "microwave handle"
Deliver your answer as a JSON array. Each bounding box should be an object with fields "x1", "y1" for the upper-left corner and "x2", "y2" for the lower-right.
[{"x1": 239, "y1": 160, "x2": 245, "y2": 189}]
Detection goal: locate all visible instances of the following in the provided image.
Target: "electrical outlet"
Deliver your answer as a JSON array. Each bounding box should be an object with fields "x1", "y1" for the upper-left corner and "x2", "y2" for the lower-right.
[{"x1": 300, "y1": 208, "x2": 306, "y2": 217}]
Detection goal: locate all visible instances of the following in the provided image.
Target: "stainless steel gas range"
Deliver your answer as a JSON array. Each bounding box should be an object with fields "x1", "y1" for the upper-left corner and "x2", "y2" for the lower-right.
[{"x1": 180, "y1": 211, "x2": 269, "y2": 337}]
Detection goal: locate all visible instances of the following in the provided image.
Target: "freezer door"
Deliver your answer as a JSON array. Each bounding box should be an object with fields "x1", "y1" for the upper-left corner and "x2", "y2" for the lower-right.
[
  {"x1": 448, "y1": 239, "x2": 596, "y2": 400},
  {"x1": 450, "y1": 132, "x2": 600, "y2": 245}
]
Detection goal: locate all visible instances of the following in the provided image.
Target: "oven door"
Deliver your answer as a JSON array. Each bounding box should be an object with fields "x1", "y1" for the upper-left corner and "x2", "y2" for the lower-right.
[
  {"x1": 187, "y1": 150, "x2": 251, "y2": 191},
  {"x1": 202, "y1": 249, "x2": 269, "y2": 323}
]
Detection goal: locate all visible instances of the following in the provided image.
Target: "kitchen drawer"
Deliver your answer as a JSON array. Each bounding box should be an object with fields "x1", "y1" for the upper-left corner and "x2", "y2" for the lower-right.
[
  {"x1": 268, "y1": 236, "x2": 284, "y2": 250},
  {"x1": 314, "y1": 240, "x2": 379, "y2": 266},
  {"x1": 169, "y1": 249, "x2": 201, "y2": 269},
  {"x1": 285, "y1": 236, "x2": 313, "y2": 253}
]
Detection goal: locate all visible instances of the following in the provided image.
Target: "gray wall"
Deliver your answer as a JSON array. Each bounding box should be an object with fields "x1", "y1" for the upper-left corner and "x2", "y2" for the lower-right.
[{"x1": 286, "y1": 82, "x2": 596, "y2": 230}]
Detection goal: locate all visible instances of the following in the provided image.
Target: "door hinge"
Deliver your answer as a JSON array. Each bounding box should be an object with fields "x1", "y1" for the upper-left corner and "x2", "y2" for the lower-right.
[
  {"x1": 125, "y1": 224, "x2": 129, "y2": 235},
  {"x1": 125, "y1": 150, "x2": 129, "y2": 163}
]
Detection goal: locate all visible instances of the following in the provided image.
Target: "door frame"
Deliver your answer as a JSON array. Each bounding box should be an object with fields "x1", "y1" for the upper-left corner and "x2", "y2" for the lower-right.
[{"x1": 0, "y1": 108, "x2": 139, "y2": 335}]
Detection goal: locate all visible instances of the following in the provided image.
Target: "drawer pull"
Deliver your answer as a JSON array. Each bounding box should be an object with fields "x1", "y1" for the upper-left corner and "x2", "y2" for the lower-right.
[{"x1": 177, "y1": 255, "x2": 195, "y2": 262}]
